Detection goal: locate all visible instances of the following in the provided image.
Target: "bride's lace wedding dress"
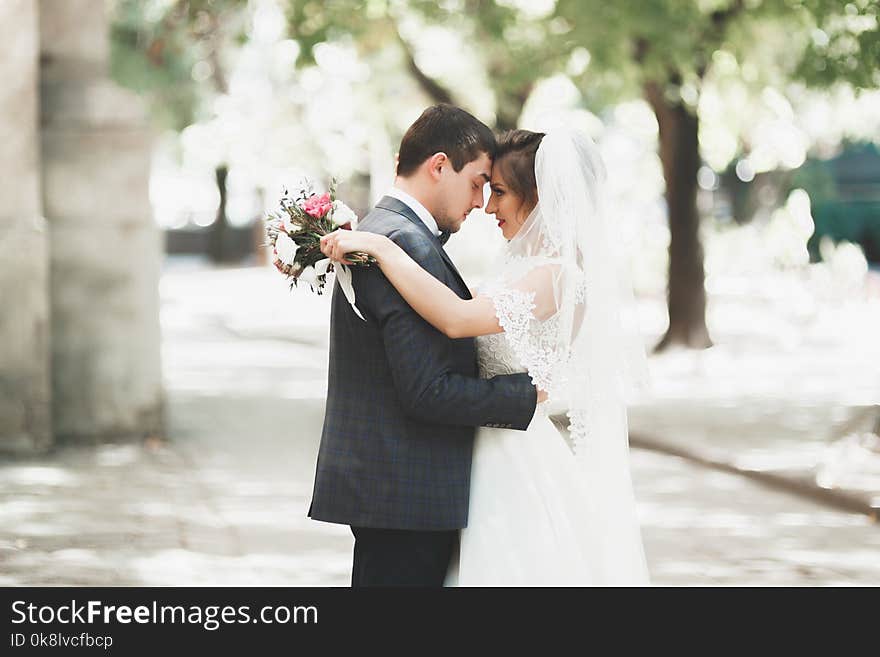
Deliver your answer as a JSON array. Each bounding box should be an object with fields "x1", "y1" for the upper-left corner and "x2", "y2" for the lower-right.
[
  {"x1": 444, "y1": 296, "x2": 650, "y2": 587},
  {"x1": 438, "y1": 128, "x2": 649, "y2": 586}
]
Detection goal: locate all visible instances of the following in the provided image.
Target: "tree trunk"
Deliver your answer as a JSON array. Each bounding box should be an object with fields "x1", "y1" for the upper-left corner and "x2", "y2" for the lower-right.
[
  {"x1": 494, "y1": 86, "x2": 531, "y2": 133},
  {"x1": 645, "y1": 82, "x2": 713, "y2": 351},
  {"x1": 208, "y1": 164, "x2": 230, "y2": 263}
]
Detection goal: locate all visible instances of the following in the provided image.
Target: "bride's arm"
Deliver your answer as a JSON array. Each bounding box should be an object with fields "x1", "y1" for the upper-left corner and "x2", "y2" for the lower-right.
[{"x1": 320, "y1": 230, "x2": 503, "y2": 339}]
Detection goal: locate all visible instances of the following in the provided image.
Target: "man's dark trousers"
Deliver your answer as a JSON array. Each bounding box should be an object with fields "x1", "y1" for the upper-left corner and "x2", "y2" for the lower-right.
[{"x1": 350, "y1": 526, "x2": 457, "y2": 587}]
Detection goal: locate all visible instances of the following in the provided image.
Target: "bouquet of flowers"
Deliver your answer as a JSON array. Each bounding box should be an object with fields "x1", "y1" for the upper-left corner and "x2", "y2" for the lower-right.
[
  {"x1": 265, "y1": 178, "x2": 373, "y2": 294},
  {"x1": 265, "y1": 179, "x2": 373, "y2": 319}
]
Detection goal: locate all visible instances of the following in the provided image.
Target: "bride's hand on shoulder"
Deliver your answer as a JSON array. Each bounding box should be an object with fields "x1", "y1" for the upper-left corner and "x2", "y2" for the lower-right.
[{"x1": 320, "y1": 230, "x2": 389, "y2": 264}]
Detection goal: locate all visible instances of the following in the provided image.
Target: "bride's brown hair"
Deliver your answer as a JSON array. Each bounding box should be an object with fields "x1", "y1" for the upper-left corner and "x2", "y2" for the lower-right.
[{"x1": 494, "y1": 130, "x2": 545, "y2": 208}]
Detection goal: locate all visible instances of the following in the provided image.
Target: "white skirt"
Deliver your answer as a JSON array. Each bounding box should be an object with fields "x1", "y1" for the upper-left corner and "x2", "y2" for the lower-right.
[{"x1": 445, "y1": 413, "x2": 649, "y2": 587}]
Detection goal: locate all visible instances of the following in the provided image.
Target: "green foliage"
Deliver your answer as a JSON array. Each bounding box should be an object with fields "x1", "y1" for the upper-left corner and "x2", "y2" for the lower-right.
[
  {"x1": 109, "y1": 0, "x2": 248, "y2": 131},
  {"x1": 112, "y1": 0, "x2": 879, "y2": 134},
  {"x1": 554, "y1": 0, "x2": 879, "y2": 102},
  {"x1": 282, "y1": 0, "x2": 570, "y2": 128},
  {"x1": 793, "y1": 0, "x2": 880, "y2": 89},
  {"x1": 280, "y1": 0, "x2": 877, "y2": 130}
]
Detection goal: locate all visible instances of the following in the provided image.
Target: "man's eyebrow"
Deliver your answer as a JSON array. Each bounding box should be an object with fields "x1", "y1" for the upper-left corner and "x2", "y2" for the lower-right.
[{"x1": 479, "y1": 172, "x2": 491, "y2": 182}]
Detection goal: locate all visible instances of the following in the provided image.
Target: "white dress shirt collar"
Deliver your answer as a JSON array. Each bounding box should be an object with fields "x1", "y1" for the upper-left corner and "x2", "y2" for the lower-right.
[{"x1": 385, "y1": 186, "x2": 440, "y2": 237}]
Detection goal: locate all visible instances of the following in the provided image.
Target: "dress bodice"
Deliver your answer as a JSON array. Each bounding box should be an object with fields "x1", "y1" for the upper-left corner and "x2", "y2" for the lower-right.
[
  {"x1": 475, "y1": 332, "x2": 526, "y2": 378},
  {"x1": 473, "y1": 278, "x2": 529, "y2": 379}
]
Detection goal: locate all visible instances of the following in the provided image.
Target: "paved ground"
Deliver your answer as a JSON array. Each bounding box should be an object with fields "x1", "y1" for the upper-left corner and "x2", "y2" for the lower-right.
[
  {"x1": 1, "y1": 263, "x2": 878, "y2": 586},
  {"x1": 2, "y1": 426, "x2": 878, "y2": 586}
]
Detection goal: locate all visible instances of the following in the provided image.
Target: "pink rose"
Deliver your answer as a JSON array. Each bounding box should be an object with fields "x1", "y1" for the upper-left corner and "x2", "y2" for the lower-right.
[{"x1": 301, "y1": 192, "x2": 332, "y2": 218}]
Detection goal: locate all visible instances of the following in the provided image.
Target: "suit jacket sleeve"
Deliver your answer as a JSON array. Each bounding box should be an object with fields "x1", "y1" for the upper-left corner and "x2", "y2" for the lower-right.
[{"x1": 354, "y1": 228, "x2": 537, "y2": 430}]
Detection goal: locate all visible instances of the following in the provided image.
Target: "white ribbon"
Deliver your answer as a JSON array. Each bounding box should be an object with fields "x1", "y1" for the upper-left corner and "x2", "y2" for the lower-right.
[{"x1": 315, "y1": 258, "x2": 365, "y2": 321}]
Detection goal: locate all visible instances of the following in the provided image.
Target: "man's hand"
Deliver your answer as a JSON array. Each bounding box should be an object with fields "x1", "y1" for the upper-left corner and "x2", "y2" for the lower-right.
[{"x1": 536, "y1": 388, "x2": 548, "y2": 404}]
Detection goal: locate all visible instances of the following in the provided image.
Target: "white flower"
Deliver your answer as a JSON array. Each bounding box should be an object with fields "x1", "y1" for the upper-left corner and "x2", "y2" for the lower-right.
[
  {"x1": 331, "y1": 199, "x2": 358, "y2": 227},
  {"x1": 298, "y1": 266, "x2": 317, "y2": 288},
  {"x1": 274, "y1": 231, "x2": 299, "y2": 265},
  {"x1": 281, "y1": 211, "x2": 298, "y2": 233}
]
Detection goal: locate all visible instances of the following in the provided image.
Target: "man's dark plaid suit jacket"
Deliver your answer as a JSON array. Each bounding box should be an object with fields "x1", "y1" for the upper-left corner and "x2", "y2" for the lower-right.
[{"x1": 308, "y1": 196, "x2": 538, "y2": 531}]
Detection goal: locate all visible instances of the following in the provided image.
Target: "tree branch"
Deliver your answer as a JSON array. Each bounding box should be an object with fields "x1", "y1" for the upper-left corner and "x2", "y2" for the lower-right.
[
  {"x1": 395, "y1": 30, "x2": 455, "y2": 105},
  {"x1": 633, "y1": 36, "x2": 650, "y2": 65},
  {"x1": 709, "y1": 0, "x2": 746, "y2": 34},
  {"x1": 698, "y1": 0, "x2": 746, "y2": 77}
]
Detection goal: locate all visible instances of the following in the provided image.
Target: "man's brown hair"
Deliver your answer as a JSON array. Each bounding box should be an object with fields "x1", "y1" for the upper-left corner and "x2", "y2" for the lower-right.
[{"x1": 396, "y1": 104, "x2": 497, "y2": 177}]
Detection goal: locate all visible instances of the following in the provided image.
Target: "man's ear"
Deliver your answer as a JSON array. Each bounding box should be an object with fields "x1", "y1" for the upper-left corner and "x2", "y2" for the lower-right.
[{"x1": 427, "y1": 152, "x2": 448, "y2": 180}]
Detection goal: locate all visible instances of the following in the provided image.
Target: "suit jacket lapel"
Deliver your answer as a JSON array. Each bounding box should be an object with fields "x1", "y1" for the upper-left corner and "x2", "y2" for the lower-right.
[{"x1": 374, "y1": 196, "x2": 470, "y2": 296}]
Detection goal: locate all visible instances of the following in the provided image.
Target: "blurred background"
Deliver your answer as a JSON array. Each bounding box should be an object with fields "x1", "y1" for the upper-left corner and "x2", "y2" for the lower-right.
[{"x1": 1, "y1": 0, "x2": 879, "y2": 585}]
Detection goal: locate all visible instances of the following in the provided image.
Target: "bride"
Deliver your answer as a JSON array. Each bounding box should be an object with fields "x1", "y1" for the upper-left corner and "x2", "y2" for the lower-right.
[{"x1": 321, "y1": 128, "x2": 650, "y2": 586}]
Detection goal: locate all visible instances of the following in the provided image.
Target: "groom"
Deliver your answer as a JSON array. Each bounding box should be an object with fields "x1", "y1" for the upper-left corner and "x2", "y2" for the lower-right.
[{"x1": 308, "y1": 104, "x2": 540, "y2": 587}]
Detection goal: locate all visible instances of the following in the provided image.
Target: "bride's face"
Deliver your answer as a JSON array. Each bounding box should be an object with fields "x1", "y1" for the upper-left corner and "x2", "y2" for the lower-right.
[{"x1": 485, "y1": 166, "x2": 535, "y2": 241}]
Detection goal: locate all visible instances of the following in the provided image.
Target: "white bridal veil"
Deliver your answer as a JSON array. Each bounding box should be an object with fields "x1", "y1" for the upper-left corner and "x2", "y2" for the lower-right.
[{"x1": 481, "y1": 127, "x2": 650, "y2": 582}]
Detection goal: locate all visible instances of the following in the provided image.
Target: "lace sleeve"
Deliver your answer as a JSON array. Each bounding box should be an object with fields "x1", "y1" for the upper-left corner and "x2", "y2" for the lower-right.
[{"x1": 481, "y1": 278, "x2": 561, "y2": 393}]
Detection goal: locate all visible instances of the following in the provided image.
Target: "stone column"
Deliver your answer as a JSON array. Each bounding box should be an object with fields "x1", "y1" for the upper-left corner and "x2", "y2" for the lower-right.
[
  {"x1": 0, "y1": 0, "x2": 52, "y2": 454},
  {"x1": 39, "y1": 0, "x2": 164, "y2": 443}
]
